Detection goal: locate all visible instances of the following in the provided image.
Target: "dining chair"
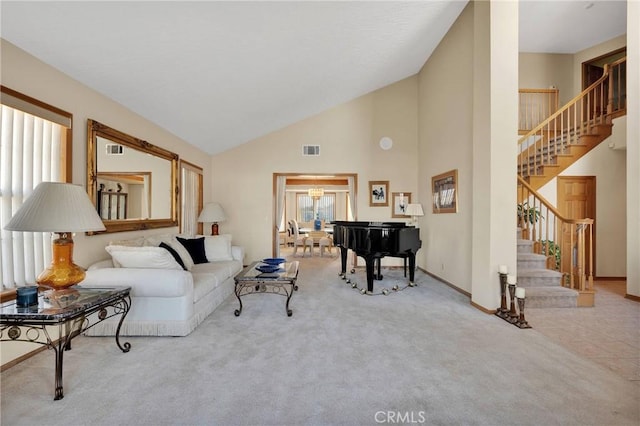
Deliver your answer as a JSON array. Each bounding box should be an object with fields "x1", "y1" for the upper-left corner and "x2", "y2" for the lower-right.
[
  {"x1": 319, "y1": 234, "x2": 333, "y2": 257},
  {"x1": 291, "y1": 219, "x2": 313, "y2": 257}
]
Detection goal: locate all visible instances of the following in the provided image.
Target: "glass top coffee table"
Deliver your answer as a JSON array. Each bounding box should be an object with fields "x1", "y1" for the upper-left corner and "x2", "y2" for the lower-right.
[
  {"x1": 234, "y1": 261, "x2": 299, "y2": 317},
  {"x1": 0, "y1": 286, "x2": 131, "y2": 400}
]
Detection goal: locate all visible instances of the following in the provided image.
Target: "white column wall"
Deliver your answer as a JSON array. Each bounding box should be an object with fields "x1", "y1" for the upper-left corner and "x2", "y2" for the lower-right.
[
  {"x1": 471, "y1": 0, "x2": 519, "y2": 309},
  {"x1": 627, "y1": 1, "x2": 640, "y2": 297}
]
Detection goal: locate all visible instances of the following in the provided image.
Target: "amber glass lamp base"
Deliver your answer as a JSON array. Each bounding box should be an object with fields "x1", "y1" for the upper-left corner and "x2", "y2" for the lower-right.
[
  {"x1": 211, "y1": 223, "x2": 219, "y2": 236},
  {"x1": 36, "y1": 233, "x2": 85, "y2": 290}
]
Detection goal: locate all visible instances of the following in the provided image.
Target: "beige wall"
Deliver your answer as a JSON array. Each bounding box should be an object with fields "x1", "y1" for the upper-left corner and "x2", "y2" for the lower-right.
[
  {"x1": 626, "y1": 1, "x2": 639, "y2": 297},
  {"x1": 0, "y1": 39, "x2": 213, "y2": 270},
  {"x1": 417, "y1": 2, "x2": 475, "y2": 292},
  {"x1": 519, "y1": 53, "x2": 573, "y2": 105},
  {"x1": 210, "y1": 76, "x2": 420, "y2": 262},
  {"x1": 471, "y1": 0, "x2": 519, "y2": 309}
]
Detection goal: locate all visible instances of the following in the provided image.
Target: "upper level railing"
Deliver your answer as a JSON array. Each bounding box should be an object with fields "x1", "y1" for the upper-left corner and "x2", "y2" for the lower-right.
[
  {"x1": 517, "y1": 177, "x2": 594, "y2": 295},
  {"x1": 517, "y1": 58, "x2": 626, "y2": 180},
  {"x1": 607, "y1": 57, "x2": 627, "y2": 116},
  {"x1": 519, "y1": 88, "x2": 559, "y2": 134}
]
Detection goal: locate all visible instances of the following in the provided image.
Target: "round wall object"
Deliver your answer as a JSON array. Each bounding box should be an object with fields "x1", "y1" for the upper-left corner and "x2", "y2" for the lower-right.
[{"x1": 379, "y1": 137, "x2": 393, "y2": 150}]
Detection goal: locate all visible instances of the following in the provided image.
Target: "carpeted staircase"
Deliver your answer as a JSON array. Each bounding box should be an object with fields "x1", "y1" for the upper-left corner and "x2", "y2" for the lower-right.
[{"x1": 516, "y1": 228, "x2": 578, "y2": 308}]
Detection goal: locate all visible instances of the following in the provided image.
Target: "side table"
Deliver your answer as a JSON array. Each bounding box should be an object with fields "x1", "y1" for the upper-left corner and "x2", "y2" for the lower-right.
[{"x1": 1, "y1": 286, "x2": 132, "y2": 400}]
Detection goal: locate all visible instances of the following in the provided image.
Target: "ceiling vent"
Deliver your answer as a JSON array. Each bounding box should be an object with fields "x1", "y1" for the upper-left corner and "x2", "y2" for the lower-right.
[
  {"x1": 302, "y1": 145, "x2": 320, "y2": 156},
  {"x1": 106, "y1": 144, "x2": 124, "y2": 155}
]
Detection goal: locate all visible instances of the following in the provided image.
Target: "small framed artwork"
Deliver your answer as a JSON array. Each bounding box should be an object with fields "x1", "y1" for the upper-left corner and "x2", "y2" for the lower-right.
[
  {"x1": 432, "y1": 169, "x2": 458, "y2": 214},
  {"x1": 391, "y1": 192, "x2": 412, "y2": 218},
  {"x1": 369, "y1": 180, "x2": 389, "y2": 207}
]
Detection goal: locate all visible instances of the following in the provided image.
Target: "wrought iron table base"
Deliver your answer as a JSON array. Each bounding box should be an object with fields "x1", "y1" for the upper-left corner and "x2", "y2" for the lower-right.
[
  {"x1": 234, "y1": 281, "x2": 297, "y2": 317},
  {"x1": 1, "y1": 289, "x2": 131, "y2": 400}
]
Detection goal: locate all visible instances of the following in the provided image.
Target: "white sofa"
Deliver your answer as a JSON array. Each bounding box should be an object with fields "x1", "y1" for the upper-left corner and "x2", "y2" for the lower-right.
[{"x1": 80, "y1": 234, "x2": 244, "y2": 337}]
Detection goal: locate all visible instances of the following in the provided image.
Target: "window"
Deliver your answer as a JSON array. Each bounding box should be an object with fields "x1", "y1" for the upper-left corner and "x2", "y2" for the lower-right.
[
  {"x1": 180, "y1": 160, "x2": 203, "y2": 236},
  {"x1": 0, "y1": 86, "x2": 72, "y2": 289},
  {"x1": 297, "y1": 193, "x2": 335, "y2": 222}
]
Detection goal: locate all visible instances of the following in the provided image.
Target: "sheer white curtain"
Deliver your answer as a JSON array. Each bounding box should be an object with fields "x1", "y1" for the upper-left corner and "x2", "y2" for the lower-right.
[
  {"x1": 181, "y1": 166, "x2": 200, "y2": 236},
  {"x1": 0, "y1": 105, "x2": 64, "y2": 289},
  {"x1": 275, "y1": 175, "x2": 287, "y2": 257},
  {"x1": 142, "y1": 175, "x2": 150, "y2": 218},
  {"x1": 347, "y1": 176, "x2": 357, "y2": 220}
]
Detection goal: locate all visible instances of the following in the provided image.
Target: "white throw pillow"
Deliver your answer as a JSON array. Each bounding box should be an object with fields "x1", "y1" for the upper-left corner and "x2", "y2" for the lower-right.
[
  {"x1": 105, "y1": 245, "x2": 183, "y2": 270},
  {"x1": 144, "y1": 234, "x2": 195, "y2": 271},
  {"x1": 106, "y1": 237, "x2": 147, "y2": 266},
  {"x1": 203, "y1": 234, "x2": 233, "y2": 261}
]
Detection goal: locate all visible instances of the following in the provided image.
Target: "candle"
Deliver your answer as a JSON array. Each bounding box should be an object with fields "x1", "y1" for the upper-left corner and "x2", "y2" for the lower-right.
[
  {"x1": 506, "y1": 274, "x2": 516, "y2": 285},
  {"x1": 515, "y1": 287, "x2": 525, "y2": 299},
  {"x1": 16, "y1": 286, "x2": 38, "y2": 307},
  {"x1": 498, "y1": 265, "x2": 508, "y2": 274}
]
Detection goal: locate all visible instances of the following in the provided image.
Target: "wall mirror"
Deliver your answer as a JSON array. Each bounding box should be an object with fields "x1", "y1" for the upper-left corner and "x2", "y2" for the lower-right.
[{"x1": 86, "y1": 119, "x2": 179, "y2": 234}]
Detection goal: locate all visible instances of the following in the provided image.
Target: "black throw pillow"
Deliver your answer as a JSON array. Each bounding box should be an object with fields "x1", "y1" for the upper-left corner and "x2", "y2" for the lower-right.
[
  {"x1": 176, "y1": 236, "x2": 208, "y2": 264},
  {"x1": 159, "y1": 242, "x2": 187, "y2": 270}
]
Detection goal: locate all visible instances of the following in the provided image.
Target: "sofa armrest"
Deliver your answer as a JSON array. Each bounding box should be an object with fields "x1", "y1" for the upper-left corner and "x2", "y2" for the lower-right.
[
  {"x1": 81, "y1": 268, "x2": 194, "y2": 298},
  {"x1": 231, "y1": 246, "x2": 244, "y2": 262}
]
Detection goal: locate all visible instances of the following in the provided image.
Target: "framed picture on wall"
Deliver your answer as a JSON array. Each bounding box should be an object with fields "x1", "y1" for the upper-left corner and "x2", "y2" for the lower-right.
[
  {"x1": 369, "y1": 181, "x2": 389, "y2": 206},
  {"x1": 391, "y1": 192, "x2": 411, "y2": 218},
  {"x1": 432, "y1": 169, "x2": 458, "y2": 213}
]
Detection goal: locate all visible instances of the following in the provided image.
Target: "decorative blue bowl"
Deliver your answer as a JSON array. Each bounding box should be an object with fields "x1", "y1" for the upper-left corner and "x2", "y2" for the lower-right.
[
  {"x1": 262, "y1": 258, "x2": 286, "y2": 266},
  {"x1": 256, "y1": 264, "x2": 282, "y2": 273}
]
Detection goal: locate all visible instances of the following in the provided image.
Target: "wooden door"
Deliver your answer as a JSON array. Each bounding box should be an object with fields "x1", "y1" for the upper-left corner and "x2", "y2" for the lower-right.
[
  {"x1": 557, "y1": 176, "x2": 596, "y2": 276},
  {"x1": 583, "y1": 64, "x2": 604, "y2": 90},
  {"x1": 583, "y1": 64, "x2": 605, "y2": 120}
]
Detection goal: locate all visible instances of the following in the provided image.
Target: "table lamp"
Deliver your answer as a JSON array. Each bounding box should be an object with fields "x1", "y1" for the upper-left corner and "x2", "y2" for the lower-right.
[
  {"x1": 4, "y1": 182, "x2": 106, "y2": 289},
  {"x1": 198, "y1": 202, "x2": 226, "y2": 235},
  {"x1": 405, "y1": 203, "x2": 424, "y2": 225}
]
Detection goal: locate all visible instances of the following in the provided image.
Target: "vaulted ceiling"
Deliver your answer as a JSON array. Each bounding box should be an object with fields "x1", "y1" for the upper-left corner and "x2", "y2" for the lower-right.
[{"x1": 0, "y1": 1, "x2": 627, "y2": 155}]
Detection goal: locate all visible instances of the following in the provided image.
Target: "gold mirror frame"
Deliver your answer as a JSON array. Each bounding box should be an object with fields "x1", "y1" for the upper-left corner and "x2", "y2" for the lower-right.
[{"x1": 86, "y1": 119, "x2": 179, "y2": 234}]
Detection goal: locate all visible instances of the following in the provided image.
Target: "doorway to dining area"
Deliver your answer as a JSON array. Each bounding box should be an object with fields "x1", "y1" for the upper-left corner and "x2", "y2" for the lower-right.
[{"x1": 272, "y1": 173, "x2": 357, "y2": 259}]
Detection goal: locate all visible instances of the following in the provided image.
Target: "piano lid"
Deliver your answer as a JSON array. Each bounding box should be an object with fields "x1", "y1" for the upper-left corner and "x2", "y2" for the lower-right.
[{"x1": 332, "y1": 221, "x2": 414, "y2": 228}]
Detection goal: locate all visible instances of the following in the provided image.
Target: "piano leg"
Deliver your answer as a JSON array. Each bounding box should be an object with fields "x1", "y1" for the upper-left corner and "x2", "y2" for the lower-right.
[
  {"x1": 408, "y1": 253, "x2": 417, "y2": 285},
  {"x1": 374, "y1": 258, "x2": 383, "y2": 281},
  {"x1": 403, "y1": 256, "x2": 407, "y2": 277},
  {"x1": 365, "y1": 255, "x2": 377, "y2": 292},
  {"x1": 339, "y1": 247, "x2": 348, "y2": 276}
]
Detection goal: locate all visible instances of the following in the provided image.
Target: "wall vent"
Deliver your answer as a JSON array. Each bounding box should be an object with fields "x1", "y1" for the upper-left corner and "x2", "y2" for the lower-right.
[
  {"x1": 302, "y1": 145, "x2": 320, "y2": 156},
  {"x1": 106, "y1": 144, "x2": 124, "y2": 155}
]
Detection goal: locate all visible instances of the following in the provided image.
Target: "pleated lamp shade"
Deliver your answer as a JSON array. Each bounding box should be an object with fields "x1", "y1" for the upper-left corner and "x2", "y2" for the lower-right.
[
  {"x1": 405, "y1": 203, "x2": 424, "y2": 225},
  {"x1": 5, "y1": 182, "x2": 105, "y2": 233},
  {"x1": 404, "y1": 203, "x2": 424, "y2": 218},
  {"x1": 4, "y1": 182, "x2": 105, "y2": 289},
  {"x1": 197, "y1": 202, "x2": 226, "y2": 235}
]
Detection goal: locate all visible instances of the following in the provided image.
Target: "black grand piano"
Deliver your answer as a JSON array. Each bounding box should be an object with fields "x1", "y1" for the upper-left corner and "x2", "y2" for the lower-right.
[{"x1": 333, "y1": 221, "x2": 422, "y2": 292}]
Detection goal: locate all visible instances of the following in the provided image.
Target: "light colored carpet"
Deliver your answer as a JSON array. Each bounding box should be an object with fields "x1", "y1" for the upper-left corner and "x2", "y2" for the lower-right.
[{"x1": 2, "y1": 255, "x2": 638, "y2": 425}]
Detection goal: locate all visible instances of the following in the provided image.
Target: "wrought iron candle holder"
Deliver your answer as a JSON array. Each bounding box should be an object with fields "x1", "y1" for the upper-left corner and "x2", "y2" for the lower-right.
[
  {"x1": 508, "y1": 283, "x2": 518, "y2": 323},
  {"x1": 516, "y1": 297, "x2": 532, "y2": 329},
  {"x1": 495, "y1": 272, "x2": 509, "y2": 319},
  {"x1": 495, "y1": 272, "x2": 532, "y2": 329}
]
